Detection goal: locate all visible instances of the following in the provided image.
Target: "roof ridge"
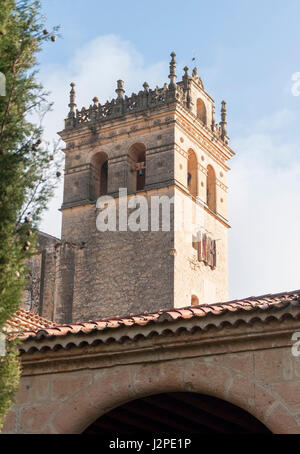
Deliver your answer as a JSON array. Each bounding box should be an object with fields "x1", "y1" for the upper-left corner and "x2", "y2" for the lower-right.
[
  {"x1": 7, "y1": 289, "x2": 300, "y2": 340},
  {"x1": 52, "y1": 289, "x2": 300, "y2": 328}
]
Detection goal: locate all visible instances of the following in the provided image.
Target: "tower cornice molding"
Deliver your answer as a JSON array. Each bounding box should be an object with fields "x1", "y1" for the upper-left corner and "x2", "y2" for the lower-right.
[
  {"x1": 59, "y1": 109, "x2": 176, "y2": 147},
  {"x1": 175, "y1": 111, "x2": 232, "y2": 172},
  {"x1": 176, "y1": 104, "x2": 234, "y2": 159}
]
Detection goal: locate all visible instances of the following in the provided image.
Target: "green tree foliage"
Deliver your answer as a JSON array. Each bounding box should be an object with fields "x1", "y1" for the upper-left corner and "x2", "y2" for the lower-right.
[{"x1": 0, "y1": 0, "x2": 60, "y2": 430}]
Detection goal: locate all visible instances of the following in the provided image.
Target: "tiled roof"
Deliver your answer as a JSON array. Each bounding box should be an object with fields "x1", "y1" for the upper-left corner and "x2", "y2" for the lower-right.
[
  {"x1": 16, "y1": 290, "x2": 300, "y2": 353},
  {"x1": 4, "y1": 309, "x2": 57, "y2": 334}
]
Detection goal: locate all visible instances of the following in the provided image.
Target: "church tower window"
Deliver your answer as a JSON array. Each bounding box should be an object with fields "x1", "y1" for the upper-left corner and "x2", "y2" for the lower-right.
[
  {"x1": 91, "y1": 152, "x2": 108, "y2": 199},
  {"x1": 187, "y1": 149, "x2": 198, "y2": 197},
  {"x1": 207, "y1": 165, "x2": 217, "y2": 213},
  {"x1": 129, "y1": 143, "x2": 146, "y2": 192},
  {"x1": 197, "y1": 98, "x2": 207, "y2": 125}
]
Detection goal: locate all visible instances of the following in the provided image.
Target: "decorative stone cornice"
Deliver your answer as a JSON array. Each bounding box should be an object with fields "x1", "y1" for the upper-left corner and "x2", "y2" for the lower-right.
[
  {"x1": 147, "y1": 143, "x2": 177, "y2": 157},
  {"x1": 65, "y1": 82, "x2": 182, "y2": 130},
  {"x1": 63, "y1": 53, "x2": 230, "y2": 146},
  {"x1": 175, "y1": 143, "x2": 189, "y2": 159},
  {"x1": 65, "y1": 163, "x2": 91, "y2": 175},
  {"x1": 176, "y1": 109, "x2": 233, "y2": 169},
  {"x1": 20, "y1": 317, "x2": 300, "y2": 377}
]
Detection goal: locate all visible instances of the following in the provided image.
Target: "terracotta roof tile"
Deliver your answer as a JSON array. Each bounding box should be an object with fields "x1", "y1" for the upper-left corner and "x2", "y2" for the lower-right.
[
  {"x1": 4, "y1": 309, "x2": 57, "y2": 334},
  {"x1": 189, "y1": 307, "x2": 207, "y2": 317},
  {"x1": 7, "y1": 290, "x2": 300, "y2": 347},
  {"x1": 175, "y1": 309, "x2": 194, "y2": 319},
  {"x1": 165, "y1": 311, "x2": 182, "y2": 320}
]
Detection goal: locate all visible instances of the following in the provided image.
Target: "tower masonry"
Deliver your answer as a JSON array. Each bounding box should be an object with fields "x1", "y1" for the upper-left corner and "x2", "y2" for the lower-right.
[{"x1": 27, "y1": 52, "x2": 235, "y2": 324}]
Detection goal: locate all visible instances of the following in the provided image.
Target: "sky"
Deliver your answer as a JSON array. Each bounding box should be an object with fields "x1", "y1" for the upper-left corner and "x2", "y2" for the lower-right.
[{"x1": 37, "y1": 0, "x2": 300, "y2": 300}]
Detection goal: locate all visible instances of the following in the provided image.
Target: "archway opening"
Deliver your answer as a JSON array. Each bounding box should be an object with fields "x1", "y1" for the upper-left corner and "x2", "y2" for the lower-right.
[
  {"x1": 187, "y1": 150, "x2": 198, "y2": 198},
  {"x1": 83, "y1": 392, "x2": 271, "y2": 434},
  {"x1": 197, "y1": 98, "x2": 207, "y2": 125},
  {"x1": 100, "y1": 161, "x2": 108, "y2": 196},
  {"x1": 91, "y1": 152, "x2": 108, "y2": 199},
  {"x1": 207, "y1": 165, "x2": 217, "y2": 213},
  {"x1": 128, "y1": 143, "x2": 146, "y2": 192}
]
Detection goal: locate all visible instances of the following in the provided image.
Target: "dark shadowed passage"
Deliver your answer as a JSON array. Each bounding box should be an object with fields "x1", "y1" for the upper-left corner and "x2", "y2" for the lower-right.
[{"x1": 83, "y1": 392, "x2": 271, "y2": 434}]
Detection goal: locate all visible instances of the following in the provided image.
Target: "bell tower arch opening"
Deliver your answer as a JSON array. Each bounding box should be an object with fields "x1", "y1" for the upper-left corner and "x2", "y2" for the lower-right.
[
  {"x1": 91, "y1": 152, "x2": 108, "y2": 199},
  {"x1": 83, "y1": 392, "x2": 271, "y2": 435},
  {"x1": 197, "y1": 98, "x2": 207, "y2": 125},
  {"x1": 207, "y1": 164, "x2": 217, "y2": 213},
  {"x1": 187, "y1": 149, "x2": 198, "y2": 197},
  {"x1": 128, "y1": 143, "x2": 146, "y2": 193}
]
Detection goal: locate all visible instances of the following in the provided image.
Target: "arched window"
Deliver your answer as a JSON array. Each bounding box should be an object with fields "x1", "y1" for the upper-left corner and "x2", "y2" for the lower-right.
[
  {"x1": 207, "y1": 165, "x2": 217, "y2": 213},
  {"x1": 191, "y1": 295, "x2": 199, "y2": 306},
  {"x1": 128, "y1": 143, "x2": 146, "y2": 192},
  {"x1": 187, "y1": 149, "x2": 198, "y2": 197},
  {"x1": 197, "y1": 98, "x2": 207, "y2": 125},
  {"x1": 100, "y1": 161, "x2": 108, "y2": 196},
  {"x1": 91, "y1": 152, "x2": 108, "y2": 199}
]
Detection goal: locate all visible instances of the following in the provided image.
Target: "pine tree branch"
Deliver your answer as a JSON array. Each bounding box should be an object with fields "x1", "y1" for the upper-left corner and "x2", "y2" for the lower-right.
[{"x1": 0, "y1": 59, "x2": 18, "y2": 141}]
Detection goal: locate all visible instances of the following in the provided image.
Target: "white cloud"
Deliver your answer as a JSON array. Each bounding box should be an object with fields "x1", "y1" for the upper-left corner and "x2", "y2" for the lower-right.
[{"x1": 257, "y1": 108, "x2": 296, "y2": 132}]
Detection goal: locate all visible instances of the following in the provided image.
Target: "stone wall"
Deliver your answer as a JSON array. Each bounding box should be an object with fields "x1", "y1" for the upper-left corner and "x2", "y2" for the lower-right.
[
  {"x1": 174, "y1": 189, "x2": 229, "y2": 307},
  {"x1": 22, "y1": 232, "x2": 59, "y2": 316},
  {"x1": 60, "y1": 188, "x2": 175, "y2": 322},
  {"x1": 3, "y1": 317, "x2": 300, "y2": 434}
]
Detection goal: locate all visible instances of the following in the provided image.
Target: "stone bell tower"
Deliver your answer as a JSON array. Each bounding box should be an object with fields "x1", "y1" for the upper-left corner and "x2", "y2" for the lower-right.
[{"x1": 54, "y1": 52, "x2": 234, "y2": 323}]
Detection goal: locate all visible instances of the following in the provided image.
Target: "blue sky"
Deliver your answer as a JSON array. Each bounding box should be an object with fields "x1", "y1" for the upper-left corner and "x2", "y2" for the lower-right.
[{"x1": 38, "y1": 0, "x2": 300, "y2": 300}]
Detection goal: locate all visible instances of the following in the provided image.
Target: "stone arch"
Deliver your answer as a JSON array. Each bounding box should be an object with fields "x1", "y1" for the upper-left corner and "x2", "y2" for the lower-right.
[
  {"x1": 83, "y1": 392, "x2": 271, "y2": 434},
  {"x1": 207, "y1": 164, "x2": 217, "y2": 213},
  {"x1": 91, "y1": 152, "x2": 108, "y2": 199},
  {"x1": 57, "y1": 361, "x2": 278, "y2": 435},
  {"x1": 187, "y1": 149, "x2": 198, "y2": 198},
  {"x1": 128, "y1": 143, "x2": 146, "y2": 192},
  {"x1": 197, "y1": 98, "x2": 207, "y2": 125},
  {"x1": 7, "y1": 357, "x2": 300, "y2": 434}
]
